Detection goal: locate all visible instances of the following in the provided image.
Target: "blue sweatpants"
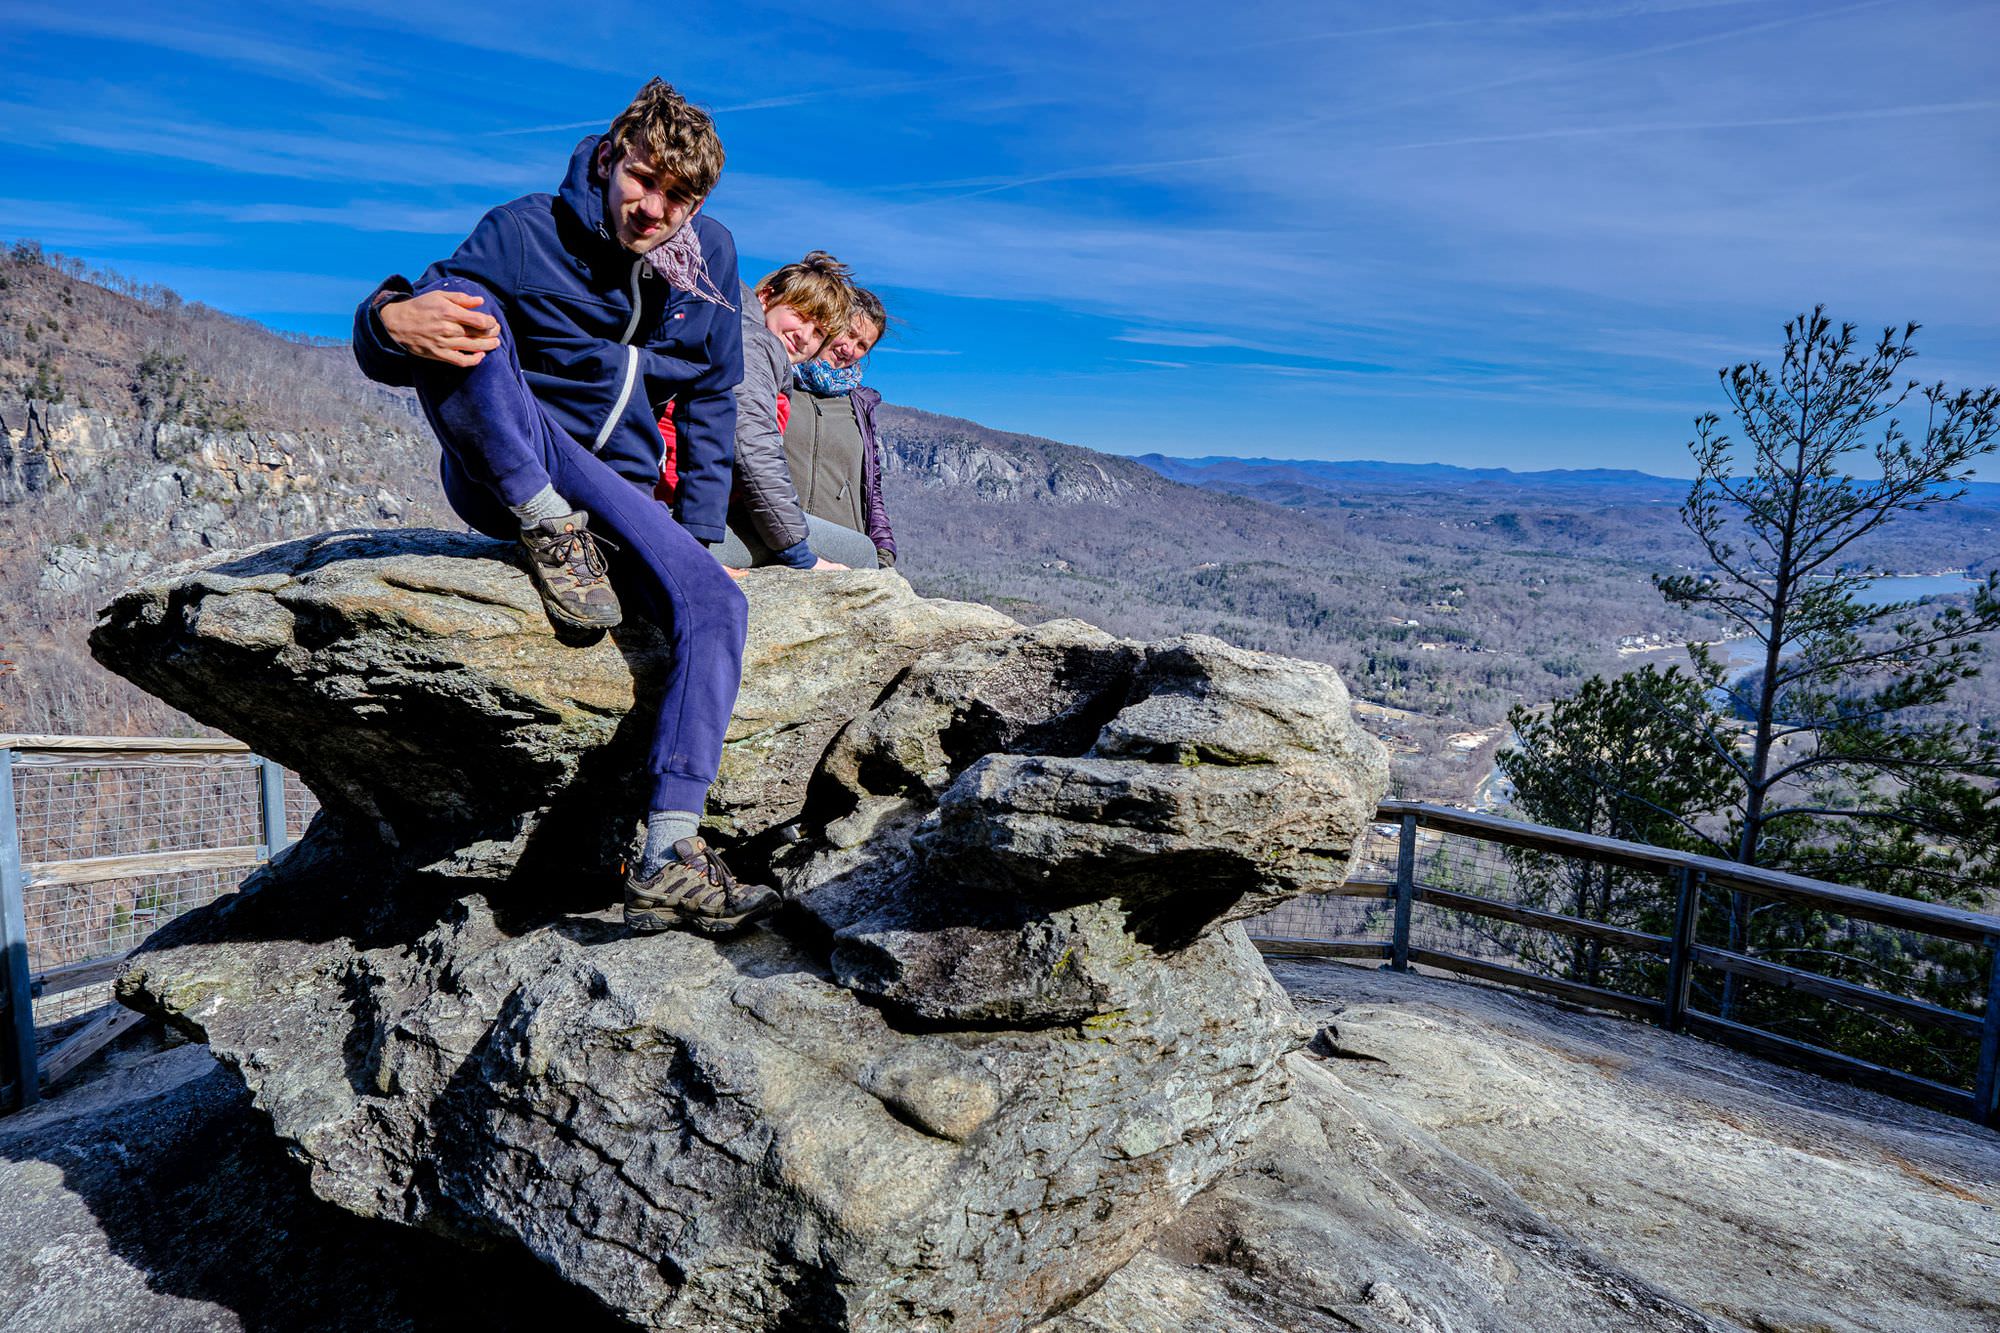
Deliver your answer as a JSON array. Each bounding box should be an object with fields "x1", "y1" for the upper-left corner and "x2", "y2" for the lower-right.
[{"x1": 409, "y1": 277, "x2": 748, "y2": 814}]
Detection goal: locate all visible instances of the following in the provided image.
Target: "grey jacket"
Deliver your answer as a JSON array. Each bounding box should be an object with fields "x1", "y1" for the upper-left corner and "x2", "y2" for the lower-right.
[{"x1": 731, "y1": 281, "x2": 813, "y2": 560}]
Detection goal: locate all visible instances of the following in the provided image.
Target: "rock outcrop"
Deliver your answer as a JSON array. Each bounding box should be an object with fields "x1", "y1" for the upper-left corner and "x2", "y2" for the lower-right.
[
  {"x1": 1075, "y1": 957, "x2": 2000, "y2": 1333},
  {"x1": 0, "y1": 1037, "x2": 628, "y2": 1333},
  {"x1": 877, "y1": 405, "x2": 1142, "y2": 505},
  {"x1": 15, "y1": 957, "x2": 1997, "y2": 1333},
  {"x1": 90, "y1": 529, "x2": 1389, "y2": 1332}
]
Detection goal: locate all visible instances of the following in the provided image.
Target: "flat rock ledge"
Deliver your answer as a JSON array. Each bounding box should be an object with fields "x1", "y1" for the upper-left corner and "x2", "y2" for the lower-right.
[{"x1": 91, "y1": 528, "x2": 1390, "y2": 1332}]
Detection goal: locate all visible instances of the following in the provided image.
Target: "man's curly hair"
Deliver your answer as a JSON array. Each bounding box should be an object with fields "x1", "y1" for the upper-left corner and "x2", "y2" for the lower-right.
[{"x1": 603, "y1": 78, "x2": 724, "y2": 201}]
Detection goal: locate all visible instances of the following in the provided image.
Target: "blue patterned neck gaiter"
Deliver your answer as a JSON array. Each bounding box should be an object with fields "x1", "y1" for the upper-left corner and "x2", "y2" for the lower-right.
[{"x1": 793, "y1": 359, "x2": 865, "y2": 395}]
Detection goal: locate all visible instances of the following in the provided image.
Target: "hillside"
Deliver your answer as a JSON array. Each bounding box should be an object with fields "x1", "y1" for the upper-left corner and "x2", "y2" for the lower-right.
[
  {"x1": 0, "y1": 242, "x2": 421, "y2": 437},
  {"x1": 1135, "y1": 450, "x2": 2000, "y2": 578},
  {"x1": 0, "y1": 244, "x2": 453, "y2": 735},
  {"x1": 6, "y1": 244, "x2": 1994, "y2": 800}
]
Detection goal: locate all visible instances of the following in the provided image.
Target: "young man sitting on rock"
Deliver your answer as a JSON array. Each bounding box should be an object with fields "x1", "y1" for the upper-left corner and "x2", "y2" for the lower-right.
[{"x1": 349, "y1": 78, "x2": 778, "y2": 935}]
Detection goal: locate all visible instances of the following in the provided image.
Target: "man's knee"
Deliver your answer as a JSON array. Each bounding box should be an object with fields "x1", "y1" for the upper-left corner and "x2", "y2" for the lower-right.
[
  {"x1": 678, "y1": 555, "x2": 748, "y2": 642},
  {"x1": 416, "y1": 274, "x2": 500, "y2": 308},
  {"x1": 708, "y1": 563, "x2": 750, "y2": 639},
  {"x1": 407, "y1": 276, "x2": 524, "y2": 407}
]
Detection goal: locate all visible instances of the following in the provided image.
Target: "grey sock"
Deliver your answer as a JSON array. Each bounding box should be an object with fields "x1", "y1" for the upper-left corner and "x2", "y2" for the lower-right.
[
  {"x1": 509, "y1": 484, "x2": 571, "y2": 527},
  {"x1": 640, "y1": 809, "x2": 702, "y2": 877}
]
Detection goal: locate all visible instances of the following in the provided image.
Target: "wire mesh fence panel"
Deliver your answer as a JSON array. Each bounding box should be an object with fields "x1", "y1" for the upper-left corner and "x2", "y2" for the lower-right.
[
  {"x1": 1349, "y1": 821, "x2": 1402, "y2": 880},
  {"x1": 284, "y1": 769, "x2": 321, "y2": 838},
  {"x1": 1687, "y1": 881, "x2": 1990, "y2": 1091},
  {"x1": 1245, "y1": 803, "x2": 2000, "y2": 1123},
  {"x1": 5, "y1": 750, "x2": 307, "y2": 1059},
  {"x1": 1405, "y1": 829, "x2": 1677, "y2": 997},
  {"x1": 1244, "y1": 820, "x2": 1402, "y2": 943},
  {"x1": 13, "y1": 755, "x2": 262, "y2": 863},
  {"x1": 23, "y1": 865, "x2": 247, "y2": 976},
  {"x1": 34, "y1": 981, "x2": 114, "y2": 1029},
  {"x1": 1250, "y1": 891, "x2": 1395, "y2": 943}
]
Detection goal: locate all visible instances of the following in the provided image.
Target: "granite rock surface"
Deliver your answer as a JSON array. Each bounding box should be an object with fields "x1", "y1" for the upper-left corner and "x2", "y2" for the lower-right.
[
  {"x1": 90, "y1": 529, "x2": 1389, "y2": 1332},
  {"x1": 16, "y1": 962, "x2": 1994, "y2": 1333}
]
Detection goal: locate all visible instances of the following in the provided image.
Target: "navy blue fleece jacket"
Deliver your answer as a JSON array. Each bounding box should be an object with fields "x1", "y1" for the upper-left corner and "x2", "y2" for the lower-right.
[{"x1": 352, "y1": 136, "x2": 743, "y2": 543}]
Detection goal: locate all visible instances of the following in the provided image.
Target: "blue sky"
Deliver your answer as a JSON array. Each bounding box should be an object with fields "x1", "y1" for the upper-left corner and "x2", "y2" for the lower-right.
[{"x1": 3, "y1": 0, "x2": 1996, "y2": 475}]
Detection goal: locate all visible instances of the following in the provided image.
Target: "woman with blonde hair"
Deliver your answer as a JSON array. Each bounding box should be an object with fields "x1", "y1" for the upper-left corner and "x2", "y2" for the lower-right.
[{"x1": 715, "y1": 252, "x2": 879, "y2": 570}]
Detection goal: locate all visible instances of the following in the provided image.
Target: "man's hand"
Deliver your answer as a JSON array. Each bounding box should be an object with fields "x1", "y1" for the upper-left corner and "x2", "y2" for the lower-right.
[
  {"x1": 811, "y1": 557, "x2": 849, "y2": 571},
  {"x1": 378, "y1": 290, "x2": 501, "y2": 366}
]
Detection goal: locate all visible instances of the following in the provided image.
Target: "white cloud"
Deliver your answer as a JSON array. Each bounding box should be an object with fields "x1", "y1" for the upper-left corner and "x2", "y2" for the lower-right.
[
  {"x1": 0, "y1": 199, "x2": 224, "y2": 248},
  {"x1": 6, "y1": 5, "x2": 393, "y2": 98}
]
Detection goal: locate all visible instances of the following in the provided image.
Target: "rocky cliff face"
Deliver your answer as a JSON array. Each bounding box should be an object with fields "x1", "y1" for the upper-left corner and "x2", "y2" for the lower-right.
[
  {"x1": 3, "y1": 378, "x2": 445, "y2": 730},
  {"x1": 876, "y1": 405, "x2": 1145, "y2": 505},
  {"x1": 10, "y1": 403, "x2": 439, "y2": 588},
  {"x1": 91, "y1": 530, "x2": 1389, "y2": 1332}
]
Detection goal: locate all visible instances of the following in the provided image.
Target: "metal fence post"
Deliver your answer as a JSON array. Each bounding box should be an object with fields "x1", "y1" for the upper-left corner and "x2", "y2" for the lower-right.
[
  {"x1": 1390, "y1": 814, "x2": 1417, "y2": 972},
  {"x1": 1663, "y1": 867, "x2": 1702, "y2": 1034},
  {"x1": 0, "y1": 747, "x2": 39, "y2": 1109},
  {"x1": 1974, "y1": 935, "x2": 2000, "y2": 1129},
  {"x1": 254, "y1": 755, "x2": 288, "y2": 860}
]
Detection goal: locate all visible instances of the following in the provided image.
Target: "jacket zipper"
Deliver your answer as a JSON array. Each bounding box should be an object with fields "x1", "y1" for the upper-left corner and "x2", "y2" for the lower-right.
[{"x1": 592, "y1": 258, "x2": 646, "y2": 452}]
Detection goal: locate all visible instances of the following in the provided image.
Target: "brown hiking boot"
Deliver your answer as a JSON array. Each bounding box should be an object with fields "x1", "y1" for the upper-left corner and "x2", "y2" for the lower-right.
[
  {"x1": 625, "y1": 837, "x2": 779, "y2": 936},
  {"x1": 519, "y1": 511, "x2": 621, "y2": 631}
]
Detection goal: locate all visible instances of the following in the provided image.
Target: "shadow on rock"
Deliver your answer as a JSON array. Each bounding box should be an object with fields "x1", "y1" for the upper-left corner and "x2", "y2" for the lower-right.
[{"x1": 0, "y1": 1041, "x2": 631, "y2": 1333}]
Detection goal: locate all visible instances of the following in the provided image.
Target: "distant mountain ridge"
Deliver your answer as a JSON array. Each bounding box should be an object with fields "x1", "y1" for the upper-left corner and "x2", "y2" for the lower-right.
[
  {"x1": 878, "y1": 404, "x2": 1164, "y2": 505},
  {"x1": 1136, "y1": 453, "x2": 1687, "y2": 492},
  {"x1": 1134, "y1": 452, "x2": 2000, "y2": 504}
]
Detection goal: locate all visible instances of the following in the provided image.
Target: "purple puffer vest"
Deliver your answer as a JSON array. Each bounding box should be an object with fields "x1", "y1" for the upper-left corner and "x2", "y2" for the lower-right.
[{"x1": 850, "y1": 386, "x2": 897, "y2": 561}]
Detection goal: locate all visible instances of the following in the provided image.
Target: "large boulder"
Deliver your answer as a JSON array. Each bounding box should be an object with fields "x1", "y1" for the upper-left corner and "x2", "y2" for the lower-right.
[
  {"x1": 91, "y1": 529, "x2": 1390, "y2": 1332},
  {"x1": 89, "y1": 528, "x2": 1017, "y2": 853},
  {"x1": 0, "y1": 1038, "x2": 626, "y2": 1333}
]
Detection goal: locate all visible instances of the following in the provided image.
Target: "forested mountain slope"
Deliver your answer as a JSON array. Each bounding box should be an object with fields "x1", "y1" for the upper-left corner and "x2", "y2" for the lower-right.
[
  {"x1": 1136, "y1": 452, "x2": 2000, "y2": 578},
  {"x1": 870, "y1": 403, "x2": 1731, "y2": 794}
]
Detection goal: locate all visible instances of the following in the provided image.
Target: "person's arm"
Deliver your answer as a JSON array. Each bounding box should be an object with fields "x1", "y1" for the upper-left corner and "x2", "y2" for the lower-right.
[
  {"x1": 670, "y1": 386, "x2": 734, "y2": 542},
  {"x1": 351, "y1": 208, "x2": 514, "y2": 383},
  {"x1": 352, "y1": 275, "x2": 417, "y2": 385},
  {"x1": 665, "y1": 224, "x2": 744, "y2": 544}
]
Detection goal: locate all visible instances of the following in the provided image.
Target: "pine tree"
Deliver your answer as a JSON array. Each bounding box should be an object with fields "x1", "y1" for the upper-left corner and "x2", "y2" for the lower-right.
[
  {"x1": 1655, "y1": 308, "x2": 2000, "y2": 904},
  {"x1": 1512, "y1": 311, "x2": 2000, "y2": 1078},
  {"x1": 1498, "y1": 667, "x2": 1732, "y2": 990}
]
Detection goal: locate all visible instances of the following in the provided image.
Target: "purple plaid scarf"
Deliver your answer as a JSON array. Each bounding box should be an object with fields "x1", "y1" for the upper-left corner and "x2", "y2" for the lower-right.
[{"x1": 643, "y1": 222, "x2": 734, "y2": 308}]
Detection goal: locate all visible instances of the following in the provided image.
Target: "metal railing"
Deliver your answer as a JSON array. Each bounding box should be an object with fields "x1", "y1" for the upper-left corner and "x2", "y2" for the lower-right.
[
  {"x1": 1251, "y1": 801, "x2": 2000, "y2": 1128},
  {"x1": 4, "y1": 741, "x2": 1994, "y2": 1129},
  {"x1": 0, "y1": 734, "x2": 311, "y2": 1109}
]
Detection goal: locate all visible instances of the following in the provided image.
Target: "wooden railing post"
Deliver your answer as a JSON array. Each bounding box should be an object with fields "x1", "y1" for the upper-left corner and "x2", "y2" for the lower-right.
[
  {"x1": 1974, "y1": 936, "x2": 2000, "y2": 1129},
  {"x1": 1663, "y1": 867, "x2": 1702, "y2": 1034},
  {"x1": 1390, "y1": 814, "x2": 1417, "y2": 972},
  {"x1": 254, "y1": 755, "x2": 288, "y2": 860},
  {"x1": 1721, "y1": 887, "x2": 1748, "y2": 1021},
  {"x1": 0, "y1": 746, "x2": 39, "y2": 1109}
]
